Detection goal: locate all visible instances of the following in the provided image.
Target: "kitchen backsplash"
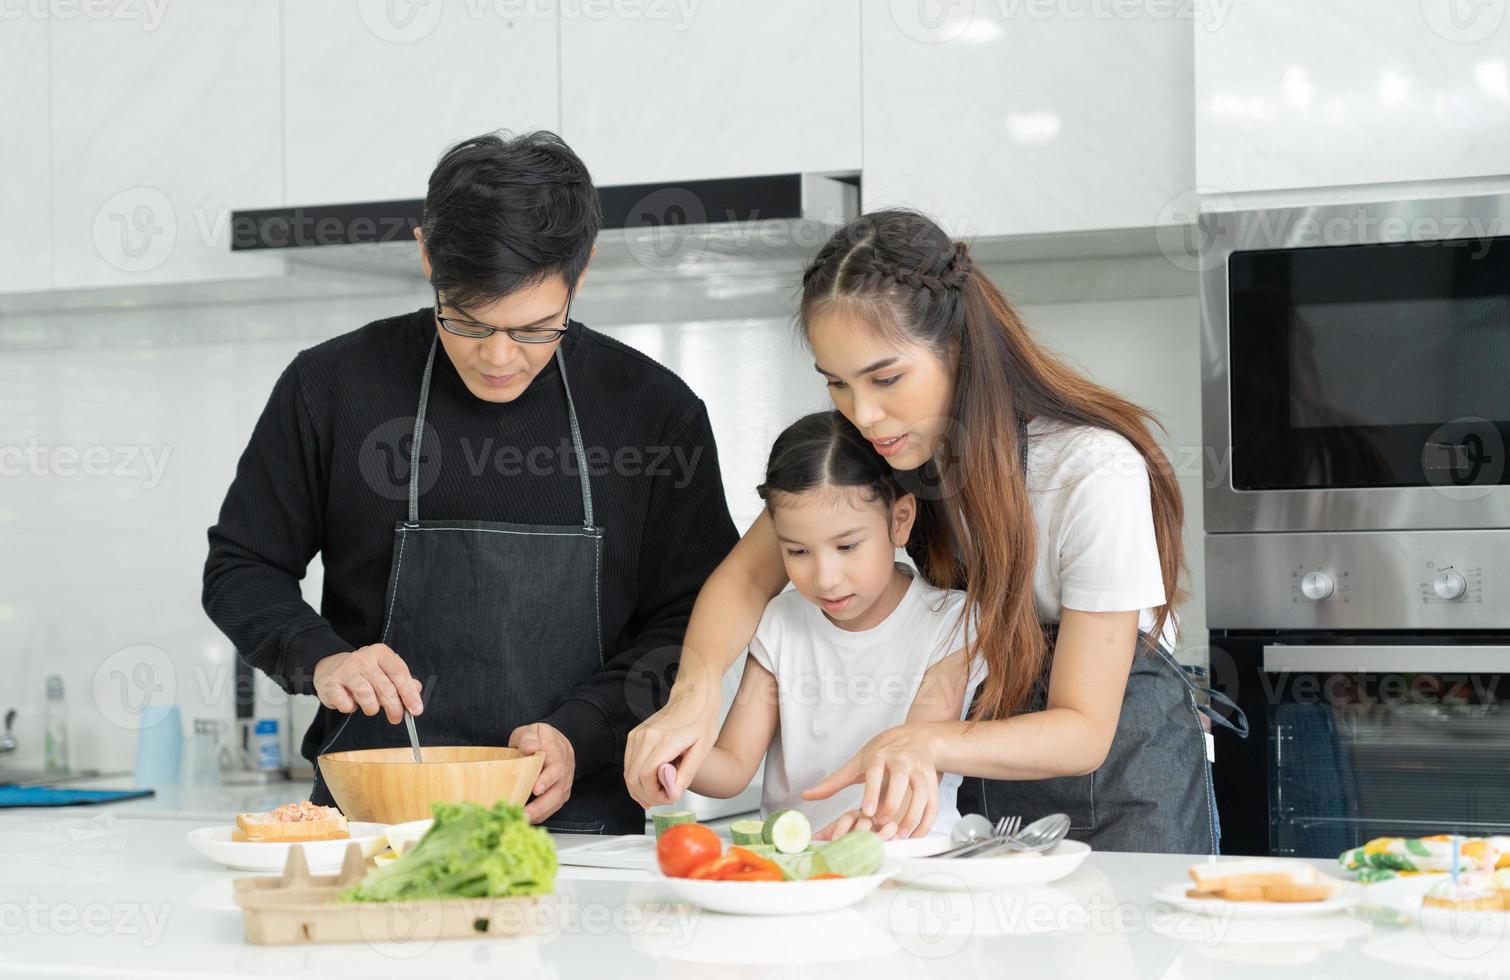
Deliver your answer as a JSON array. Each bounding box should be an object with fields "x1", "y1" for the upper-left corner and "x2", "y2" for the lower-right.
[{"x1": 0, "y1": 260, "x2": 1204, "y2": 774}]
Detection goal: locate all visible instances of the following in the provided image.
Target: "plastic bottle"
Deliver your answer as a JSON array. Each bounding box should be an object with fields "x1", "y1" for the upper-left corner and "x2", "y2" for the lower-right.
[{"x1": 43, "y1": 675, "x2": 68, "y2": 774}]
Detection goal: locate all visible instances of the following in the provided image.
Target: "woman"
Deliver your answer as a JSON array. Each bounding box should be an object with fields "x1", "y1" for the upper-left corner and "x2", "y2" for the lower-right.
[{"x1": 625, "y1": 210, "x2": 1246, "y2": 853}]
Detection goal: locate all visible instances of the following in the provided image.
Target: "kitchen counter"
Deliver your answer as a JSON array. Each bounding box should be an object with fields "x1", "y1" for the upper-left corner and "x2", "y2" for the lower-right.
[{"x1": 0, "y1": 813, "x2": 1499, "y2": 979}]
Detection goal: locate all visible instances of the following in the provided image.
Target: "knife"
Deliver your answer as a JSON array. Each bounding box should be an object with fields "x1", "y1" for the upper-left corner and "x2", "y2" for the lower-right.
[{"x1": 403, "y1": 709, "x2": 423, "y2": 763}]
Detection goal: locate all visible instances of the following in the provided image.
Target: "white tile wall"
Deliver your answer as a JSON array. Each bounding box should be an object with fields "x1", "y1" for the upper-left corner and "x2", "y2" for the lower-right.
[{"x1": 0, "y1": 270, "x2": 1203, "y2": 774}]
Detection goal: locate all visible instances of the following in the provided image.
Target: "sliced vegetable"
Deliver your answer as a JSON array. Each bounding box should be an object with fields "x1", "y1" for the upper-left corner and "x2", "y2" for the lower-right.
[
  {"x1": 729, "y1": 818, "x2": 767, "y2": 845},
  {"x1": 688, "y1": 852, "x2": 744, "y2": 880},
  {"x1": 770, "y1": 849, "x2": 830, "y2": 881},
  {"x1": 763, "y1": 809, "x2": 812, "y2": 854},
  {"x1": 656, "y1": 823, "x2": 722, "y2": 878},
  {"x1": 819, "y1": 830, "x2": 884, "y2": 878},
  {"x1": 810, "y1": 873, "x2": 844, "y2": 880},
  {"x1": 651, "y1": 810, "x2": 697, "y2": 840}
]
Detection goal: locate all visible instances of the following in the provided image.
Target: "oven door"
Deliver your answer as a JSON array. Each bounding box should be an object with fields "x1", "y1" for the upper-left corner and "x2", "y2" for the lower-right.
[
  {"x1": 1210, "y1": 631, "x2": 1510, "y2": 858},
  {"x1": 1201, "y1": 191, "x2": 1510, "y2": 532}
]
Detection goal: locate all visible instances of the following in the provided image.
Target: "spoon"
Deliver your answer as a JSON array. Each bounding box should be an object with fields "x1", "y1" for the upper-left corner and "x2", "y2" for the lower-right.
[
  {"x1": 403, "y1": 709, "x2": 423, "y2": 764},
  {"x1": 931, "y1": 815, "x2": 1020, "y2": 859},
  {"x1": 949, "y1": 813, "x2": 995, "y2": 847}
]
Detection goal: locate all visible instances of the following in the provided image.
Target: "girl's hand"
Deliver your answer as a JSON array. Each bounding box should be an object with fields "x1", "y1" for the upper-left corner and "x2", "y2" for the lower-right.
[
  {"x1": 803, "y1": 724, "x2": 942, "y2": 839},
  {"x1": 623, "y1": 685, "x2": 720, "y2": 808}
]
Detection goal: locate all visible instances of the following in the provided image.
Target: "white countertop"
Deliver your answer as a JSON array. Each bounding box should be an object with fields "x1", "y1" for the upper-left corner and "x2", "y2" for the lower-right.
[{"x1": 0, "y1": 812, "x2": 1500, "y2": 979}]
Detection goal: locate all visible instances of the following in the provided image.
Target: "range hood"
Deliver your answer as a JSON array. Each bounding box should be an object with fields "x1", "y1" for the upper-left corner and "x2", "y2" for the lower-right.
[{"x1": 229, "y1": 173, "x2": 860, "y2": 287}]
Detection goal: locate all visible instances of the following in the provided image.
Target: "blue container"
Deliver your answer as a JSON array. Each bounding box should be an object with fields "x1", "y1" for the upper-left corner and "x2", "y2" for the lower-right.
[{"x1": 253, "y1": 718, "x2": 283, "y2": 771}]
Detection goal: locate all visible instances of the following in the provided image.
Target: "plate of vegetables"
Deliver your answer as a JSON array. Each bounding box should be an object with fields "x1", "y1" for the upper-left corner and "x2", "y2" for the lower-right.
[{"x1": 653, "y1": 810, "x2": 898, "y2": 916}]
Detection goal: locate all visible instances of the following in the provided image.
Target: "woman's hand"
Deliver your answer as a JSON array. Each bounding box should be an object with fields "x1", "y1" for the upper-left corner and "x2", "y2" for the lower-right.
[
  {"x1": 623, "y1": 682, "x2": 720, "y2": 808},
  {"x1": 803, "y1": 724, "x2": 943, "y2": 839}
]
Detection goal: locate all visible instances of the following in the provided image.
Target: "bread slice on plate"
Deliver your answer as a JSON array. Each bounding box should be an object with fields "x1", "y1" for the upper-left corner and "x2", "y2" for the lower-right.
[
  {"x1": 1187, "y1": 859, "x2": 1338, "y2": 902},
  {"x1": 234, "y1": 802, "x2": 349, "y2": 843}
]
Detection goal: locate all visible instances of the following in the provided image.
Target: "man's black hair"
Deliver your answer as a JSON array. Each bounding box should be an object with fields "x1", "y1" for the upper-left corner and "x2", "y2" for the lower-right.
[{"x1": 422, "y1": 131, "x2": 601, "y2": 312}]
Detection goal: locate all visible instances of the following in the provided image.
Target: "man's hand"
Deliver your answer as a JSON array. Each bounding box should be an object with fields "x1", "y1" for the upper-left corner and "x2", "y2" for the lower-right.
[
  {"x1": 509, "y1": 723, "x2": 575, "y2": 825},
  {"x1": 312, "y1": 643, "x2": 423, "y2": 724}
]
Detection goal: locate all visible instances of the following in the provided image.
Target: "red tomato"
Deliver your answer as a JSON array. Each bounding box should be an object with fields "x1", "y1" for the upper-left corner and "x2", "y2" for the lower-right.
[{"x1": 657, "y1": 824, "x2": 722, "y2": 878}]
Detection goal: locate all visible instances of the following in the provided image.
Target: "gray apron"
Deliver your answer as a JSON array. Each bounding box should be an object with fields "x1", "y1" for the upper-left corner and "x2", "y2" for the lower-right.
[
  {"x1": 309, "y1": 337, "x2": 640, "y2": 834},
  {"x1": 955, "y1": 418, "x2": 1249, "y2": 854}
]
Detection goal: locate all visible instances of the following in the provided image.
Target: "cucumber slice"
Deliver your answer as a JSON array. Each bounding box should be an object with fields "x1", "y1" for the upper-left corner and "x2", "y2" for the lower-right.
[
  {"x1": 651, "y1": 810, "x2": 697, "y2": 840},
  {"x1": 818, "y1": 830, "x2": 884, "y2": 877},
  {"x1": 763, "y1": 809, "x2": 812, "y2": 854},
  {"x1": 770, "y1": 849, "x2": 831, "y2": 881},
  {"x1": 729, "y1": 819, "x2": 767, "y2": 845}
]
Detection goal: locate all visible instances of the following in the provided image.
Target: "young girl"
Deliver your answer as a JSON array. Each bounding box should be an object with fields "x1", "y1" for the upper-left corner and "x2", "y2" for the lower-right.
[{"x1": 688, "y1": 411, "x2": 980, "y2": 838}]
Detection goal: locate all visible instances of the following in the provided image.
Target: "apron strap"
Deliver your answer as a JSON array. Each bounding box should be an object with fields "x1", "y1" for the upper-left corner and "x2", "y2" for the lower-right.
[
  {"x1": 554, "y1": 346, "x2": 595, "y2": 530},
  {"x1": 1149, "y1": 643, "x2": 1251, "y2": 738},
  {"x1": 407, "y1": 337, "x2": 440, "y2": 526},
  {"x1": 405, "y1": 336, "x2": 596, "y2": 530}
]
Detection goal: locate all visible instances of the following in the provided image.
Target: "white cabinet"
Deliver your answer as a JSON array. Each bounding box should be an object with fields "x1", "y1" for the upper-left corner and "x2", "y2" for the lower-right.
[
  {"x1": 861, "y1": 4, "x2": 1194, "y2": 238},
  {"x1": 1196, "y1": 0, "x2": 1510, "y2": 193},
  {"x1": 559, "y1": 1, "x2": 862, "y2": 185},
  {"x1": 282, "y1": 0, "x2": 559, "y2": 206},
  {"x1": 0, "y1": 17, "x2": 51, "y2": 293},
  {"x1": 48, "y1": 4, "x2": 285, "y2": 290}
]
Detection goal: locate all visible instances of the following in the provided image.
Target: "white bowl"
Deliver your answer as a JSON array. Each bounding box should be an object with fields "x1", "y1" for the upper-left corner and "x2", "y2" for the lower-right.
[
  {"x1": 185, "y1": 823, "x2": 389, "y2": 872},
  {"x1": 886, "y1": 837, "x2": 1091, "y2": 891},
  {"x1": 659, "y1": 865, "x2": 900, "y2": 915}
]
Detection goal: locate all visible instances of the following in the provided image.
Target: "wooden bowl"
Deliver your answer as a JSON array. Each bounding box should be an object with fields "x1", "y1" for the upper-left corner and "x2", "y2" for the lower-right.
[{"x1": 318, "y1": 746, "x2": 545, "y2": 824}]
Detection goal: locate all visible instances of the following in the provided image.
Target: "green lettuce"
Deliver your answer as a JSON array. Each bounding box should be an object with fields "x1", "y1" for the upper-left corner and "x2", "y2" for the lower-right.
[{"x1": 338, "y1": 800, "x2": 557, "y2": 903}]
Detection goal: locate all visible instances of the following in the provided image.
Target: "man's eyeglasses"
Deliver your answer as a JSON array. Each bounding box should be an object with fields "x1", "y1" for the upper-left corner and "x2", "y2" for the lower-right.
[{"x1": 433, "y1": 289, "x2": 572, "y2": 344}]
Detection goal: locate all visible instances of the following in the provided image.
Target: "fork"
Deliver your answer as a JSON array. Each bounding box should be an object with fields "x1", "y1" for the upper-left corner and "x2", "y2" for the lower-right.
[{"x1": 928, "y1": 815, "x2": 1022, "y2": 859}]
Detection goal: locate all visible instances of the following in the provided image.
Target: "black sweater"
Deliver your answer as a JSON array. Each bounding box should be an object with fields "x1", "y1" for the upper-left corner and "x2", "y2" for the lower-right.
[{"x1": 202, "y1": 309, "x2": 739, "y2": 777}]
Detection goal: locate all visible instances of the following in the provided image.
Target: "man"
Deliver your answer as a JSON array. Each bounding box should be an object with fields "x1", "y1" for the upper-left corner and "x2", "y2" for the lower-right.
[{"x1": 203, "y1": 132, "x2": 738, "y2": 833}]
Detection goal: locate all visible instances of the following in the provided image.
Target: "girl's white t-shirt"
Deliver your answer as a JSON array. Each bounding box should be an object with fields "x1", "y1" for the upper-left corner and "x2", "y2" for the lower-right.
[
  {"x1": 747, "y1": 566, "x2": 984, "y2": 836},
  {"x1": 1024, "y1": 417, "x2": 1175, "y2": 649}
]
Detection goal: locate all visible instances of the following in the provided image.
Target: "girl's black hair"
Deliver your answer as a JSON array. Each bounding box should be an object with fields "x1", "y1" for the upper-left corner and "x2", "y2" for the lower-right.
[
  {"x1": 422, "y1": 131, "x2": 601, "y2": 312},
  {"x1": 757, "y1": 411, "x2": 902, "y2": 510}
]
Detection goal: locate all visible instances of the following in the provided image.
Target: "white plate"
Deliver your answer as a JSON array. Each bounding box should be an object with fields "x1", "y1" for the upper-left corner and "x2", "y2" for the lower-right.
[
  {"x1": 887, "y1": 836, "x2": 1091, "y2": 891},
  {"x1": 382, "y1": 818, "x2": 434, "y2": 857},
  {"x1": 1358, "y1": 874, "x2": 1510, "y2": 933},
  {"x1": 659, "y1": 865, "x2": 900, "y2": 915},
  {"x1": 185, "y1": 823, "x2": 390, "y2": 872},
  {"x1": 556, "y1": 834, "x2": 660, "y2": 872},
  {"x1": 1152, "y1": 880, "x2": 1362, "y2": 918}
]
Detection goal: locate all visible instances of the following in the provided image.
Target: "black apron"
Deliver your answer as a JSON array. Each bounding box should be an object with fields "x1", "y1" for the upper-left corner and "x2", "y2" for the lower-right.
[
  {"x1": 955, "y1": 418, "x2": 1249, "y2": 854},
  {"x1": 309, "y1": 337, "x2": 640, "y2": 835}
]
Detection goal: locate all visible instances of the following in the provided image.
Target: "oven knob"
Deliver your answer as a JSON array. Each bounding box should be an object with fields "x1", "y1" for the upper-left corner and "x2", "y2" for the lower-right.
[
  {"x1": 1433, "y1": 570, "x2": 1468, "y2": 601},
  {"x1": 1300, "y1": 571, "x2": 1335, "y2": 601}
]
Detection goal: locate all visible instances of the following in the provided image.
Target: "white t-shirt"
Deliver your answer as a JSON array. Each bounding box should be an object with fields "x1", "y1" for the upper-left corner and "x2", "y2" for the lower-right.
[
  {"x1": 748, "y1": 566, "x2": 984, "y2": 836},
  {"x1": 1024, "y1": 417, "x2": 1175, "y2": 650}
]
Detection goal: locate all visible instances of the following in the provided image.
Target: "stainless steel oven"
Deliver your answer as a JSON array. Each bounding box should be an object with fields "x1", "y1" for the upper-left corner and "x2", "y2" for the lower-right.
[{"x1": 1200, "y1": 191, "x2": 1510, "y2": 857}]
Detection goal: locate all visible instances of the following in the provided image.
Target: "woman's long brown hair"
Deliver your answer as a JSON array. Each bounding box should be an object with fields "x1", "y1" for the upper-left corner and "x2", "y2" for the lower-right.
[{"x1": 800, "y1": 209, "x2": 1186, "y2": 721}]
